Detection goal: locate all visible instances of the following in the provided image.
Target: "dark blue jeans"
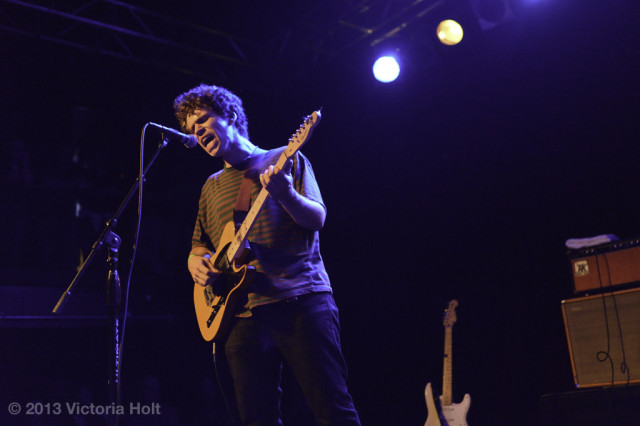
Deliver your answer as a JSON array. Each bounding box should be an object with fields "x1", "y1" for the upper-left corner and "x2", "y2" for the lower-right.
[{"x1": 224, "y1": 292, "x2": 361, "y2": 426}]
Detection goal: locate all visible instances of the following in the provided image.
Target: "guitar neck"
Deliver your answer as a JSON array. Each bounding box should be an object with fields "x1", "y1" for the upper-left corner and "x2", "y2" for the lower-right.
[
  {"x1": 441, "y1": 326, "x2": 453, "y2": 406},
  {"x1": 225, "y1": 151, "x2": 291, "y2": 263},
  {"x1": 223, "y1": 109, "x2": 321, "y2": 265}
]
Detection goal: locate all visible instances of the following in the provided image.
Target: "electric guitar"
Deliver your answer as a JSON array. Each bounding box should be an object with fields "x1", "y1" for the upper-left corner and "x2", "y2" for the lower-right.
[
  {"x1": 193, "y1": 110, "x2": 322, "y2": 342},
  {"x1": 425, "y1": 300, "x2": 471, "y2": 426}
]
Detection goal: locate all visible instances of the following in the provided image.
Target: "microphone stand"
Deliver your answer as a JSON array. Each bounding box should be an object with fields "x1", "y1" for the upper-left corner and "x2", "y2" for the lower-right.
[
  {"x1": 52, "y1": 136, "x2": 170, "y2": 425},
  {"x1": 106, "y1": 234, "x2": 122, "y2": 416}
]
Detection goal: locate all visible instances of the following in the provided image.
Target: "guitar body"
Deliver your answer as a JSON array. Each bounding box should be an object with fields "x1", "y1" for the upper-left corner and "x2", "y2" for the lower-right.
[
  {"x1": 193, "y1": 221, "x2": 255, "y2": 342},
  {"x1": 424, "y1": 383, "x2": 441, "y2": 426},
  {"x1": 425, "y1": 383, "x2": 471, "y2": 426}
]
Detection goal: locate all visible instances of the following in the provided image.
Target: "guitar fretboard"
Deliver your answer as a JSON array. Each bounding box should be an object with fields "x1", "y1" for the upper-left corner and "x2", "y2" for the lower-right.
[
  {"x1": 225, "y1": 145, "x2": 295, "y2": 264},
  {"x1": 442, "y1": 325, "x2": 453, "y2": 406}
]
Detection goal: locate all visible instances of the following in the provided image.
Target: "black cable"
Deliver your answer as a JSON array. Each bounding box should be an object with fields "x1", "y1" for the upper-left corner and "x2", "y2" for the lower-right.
[
  {"x1": 598, "y1": 251, "x2": 633, "y2": 426},
  {"x1": 608, "y1": 288, "x2": 631, "y2": 384},
  {"x1": 112, "y1": 125, "x2": 147, "y2": 425},
  {"x1": 212, "y1": 343, "x2": 239, "y2": 426},
  {"x1": 595, "y1": 252, "x2": 615, "y2": 384},
  {"x1": 596, "y1": 253, "x2": 631, "y2": 385}
]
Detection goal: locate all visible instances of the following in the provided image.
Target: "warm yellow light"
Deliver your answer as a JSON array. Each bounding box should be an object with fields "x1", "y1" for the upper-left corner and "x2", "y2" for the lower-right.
[{"x1": 437, "y1": 20, "x2": 463, "y2": 46}]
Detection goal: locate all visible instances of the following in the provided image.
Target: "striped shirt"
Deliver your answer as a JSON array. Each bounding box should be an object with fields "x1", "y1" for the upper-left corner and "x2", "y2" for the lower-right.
[{"x1": 192, "y1": 148, "x2": 331, "y2": 315}]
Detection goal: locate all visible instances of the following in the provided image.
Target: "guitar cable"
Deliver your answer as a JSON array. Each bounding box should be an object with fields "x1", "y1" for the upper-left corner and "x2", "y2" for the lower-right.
[
  {"x1": 212, "y1": 343, "x2": 240, "y2": 426},
  {"x1": 594, "y1": 253, "x2": 630, "y2": 385},
  {"x1": 591, "y1": 251, "x2": 635, "y2": 425}
]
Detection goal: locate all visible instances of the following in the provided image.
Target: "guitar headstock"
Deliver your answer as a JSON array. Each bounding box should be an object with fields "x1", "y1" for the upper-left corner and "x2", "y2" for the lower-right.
[
  {"x1": 284, "y1": 109, "x2": 322, "y2": 157},
  {"x1": 442, "y1": 299, "x2": 458, "y2": 328}
]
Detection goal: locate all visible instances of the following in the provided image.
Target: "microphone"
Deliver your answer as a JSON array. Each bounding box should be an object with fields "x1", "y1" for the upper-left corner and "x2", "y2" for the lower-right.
[{"x1": 148, "y1": 122, "x2": 197, "y2": 149}]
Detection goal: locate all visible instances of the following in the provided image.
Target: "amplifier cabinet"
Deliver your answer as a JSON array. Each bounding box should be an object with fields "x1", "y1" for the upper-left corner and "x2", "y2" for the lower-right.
[
  {"x1": 561, "y1": 287, "x2": 640, "y2": 388},
  {"x1": 569, "y1": 239, "x2": 640, "y2": 293}
]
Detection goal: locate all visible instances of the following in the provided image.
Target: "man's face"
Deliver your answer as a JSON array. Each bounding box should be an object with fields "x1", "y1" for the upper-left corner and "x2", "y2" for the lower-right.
[{"x1": 185, "y1": 108, "x2": 235, "y2": 158}]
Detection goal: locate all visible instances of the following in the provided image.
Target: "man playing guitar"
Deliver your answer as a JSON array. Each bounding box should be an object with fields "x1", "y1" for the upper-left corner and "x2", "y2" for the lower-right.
[{"x1": 174, "y1": 84, "x2": 360, "y2": 425}]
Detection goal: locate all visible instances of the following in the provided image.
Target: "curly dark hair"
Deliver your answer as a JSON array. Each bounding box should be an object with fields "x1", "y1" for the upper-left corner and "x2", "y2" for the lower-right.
[{"x1": 173, "y1": 84, "x2": 249, "y2": 138}]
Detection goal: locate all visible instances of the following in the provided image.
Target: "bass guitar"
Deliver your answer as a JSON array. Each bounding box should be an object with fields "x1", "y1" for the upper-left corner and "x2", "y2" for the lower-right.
[
  {"x1": 193, "y1": 110, "x2": 321, "y2": 342},
  {"x1": 425, "y1": 299, "x2": 471, "y2": 426}
]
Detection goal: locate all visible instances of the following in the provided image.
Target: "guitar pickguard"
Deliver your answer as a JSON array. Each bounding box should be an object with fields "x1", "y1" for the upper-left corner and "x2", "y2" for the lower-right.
[
  {"x1": 208, "y1": 242, "x2": 248, "y2": 297},
  {"x1": 204, "y1": 290, "x2": 225, "y2": 327}
]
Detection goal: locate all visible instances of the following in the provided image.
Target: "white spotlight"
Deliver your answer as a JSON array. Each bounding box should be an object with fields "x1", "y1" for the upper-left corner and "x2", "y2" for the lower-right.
[{"x1": 372, "y1": 56, "x2": 400, "y2": 83}]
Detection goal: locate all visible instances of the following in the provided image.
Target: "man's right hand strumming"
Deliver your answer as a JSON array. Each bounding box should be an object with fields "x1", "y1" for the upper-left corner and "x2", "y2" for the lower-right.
[{"x1": 188, "y1": 251, "x2": 222, "y2": 287}]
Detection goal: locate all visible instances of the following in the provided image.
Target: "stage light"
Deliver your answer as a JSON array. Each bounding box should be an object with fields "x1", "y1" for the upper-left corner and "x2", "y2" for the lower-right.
[
  {"x1": 436, "y1": 20, "x2": 463, "y2": 46},
  {"x1": 372, "y1": 56, "x2": 400, "y2": 83}
]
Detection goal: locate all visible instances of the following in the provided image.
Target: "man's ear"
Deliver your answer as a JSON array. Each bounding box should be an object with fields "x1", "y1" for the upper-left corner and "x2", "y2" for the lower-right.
[{"x1": 229, "y1": 111, "x2": 238, "y2": 125}]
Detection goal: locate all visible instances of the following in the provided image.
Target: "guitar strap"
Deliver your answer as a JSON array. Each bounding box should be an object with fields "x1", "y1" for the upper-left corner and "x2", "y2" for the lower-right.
[
  {"x1": 233, "y1": 147, "x2": 262, "y2": 221},
  {"x1": 233, "y1": 173, "x2": 255, "y2": 264},
  {"x1": 233, "y1": 174, "x2": 253, "y2": 228}
]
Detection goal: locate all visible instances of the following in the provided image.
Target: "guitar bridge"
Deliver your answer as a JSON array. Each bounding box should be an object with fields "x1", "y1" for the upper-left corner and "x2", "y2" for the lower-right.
[{"x1": 206, "y1": 296, "x2": 226, "y2": 327}]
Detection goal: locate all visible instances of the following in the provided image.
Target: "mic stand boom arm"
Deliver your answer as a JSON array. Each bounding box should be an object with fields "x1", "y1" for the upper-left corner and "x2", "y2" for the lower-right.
[{"x1": 52, "y1": 137, "x2": 168, "y2": 314}]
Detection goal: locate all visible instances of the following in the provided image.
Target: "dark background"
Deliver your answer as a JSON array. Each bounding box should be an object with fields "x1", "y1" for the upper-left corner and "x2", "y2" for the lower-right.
[{"x1": 1, "y1": 0, "x2": 639, "y2": 425}]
